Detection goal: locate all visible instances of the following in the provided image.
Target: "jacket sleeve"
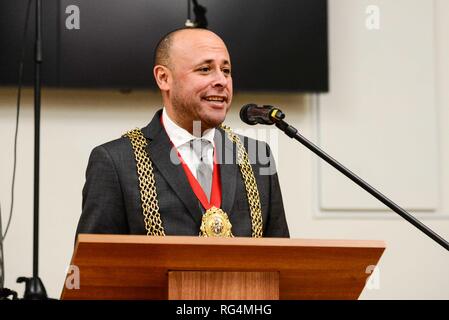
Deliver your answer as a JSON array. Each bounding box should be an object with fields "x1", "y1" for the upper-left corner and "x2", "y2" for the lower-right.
[
  {"x1": 263, "y1": 143, "x2": 290, "y2": 238},
  {"x1": 75, "y1": 145, "x2": 129, "y2": 242}
]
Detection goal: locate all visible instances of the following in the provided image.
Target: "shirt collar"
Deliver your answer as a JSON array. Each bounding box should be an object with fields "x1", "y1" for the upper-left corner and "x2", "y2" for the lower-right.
[{"x1": 162, "y1": 107, "x2": 216, "y2": 148}]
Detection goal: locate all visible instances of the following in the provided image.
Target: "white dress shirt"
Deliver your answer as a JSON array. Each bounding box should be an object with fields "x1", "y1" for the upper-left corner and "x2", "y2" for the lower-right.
[{"x1": 162, "y1": 108, "x2": 215, "y2": 180}]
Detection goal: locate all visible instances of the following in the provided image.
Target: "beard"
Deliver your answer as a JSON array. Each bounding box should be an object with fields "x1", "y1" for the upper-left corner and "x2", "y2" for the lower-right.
[
  {"x1": 170, "y1": 91, "x2": 198, "y2": 127},
  {"x1": 170, "y1": 92, "x2": 229, "y2": 133}
]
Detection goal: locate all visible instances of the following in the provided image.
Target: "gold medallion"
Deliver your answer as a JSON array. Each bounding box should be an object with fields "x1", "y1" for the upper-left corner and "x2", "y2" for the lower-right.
[{"x1": 200, "y1": 206, "x2": 233, "y2": 237}]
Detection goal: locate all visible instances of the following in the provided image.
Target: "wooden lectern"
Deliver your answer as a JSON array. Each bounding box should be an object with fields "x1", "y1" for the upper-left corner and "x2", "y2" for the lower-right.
[{"x1": 61, "y1": 235, "x2": 385, "y2": 300}]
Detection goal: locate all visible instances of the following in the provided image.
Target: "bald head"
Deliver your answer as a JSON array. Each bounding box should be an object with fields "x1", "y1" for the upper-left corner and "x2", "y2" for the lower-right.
[{"x1": 154, "y1": 28, "x2": 227, "y2": 68}]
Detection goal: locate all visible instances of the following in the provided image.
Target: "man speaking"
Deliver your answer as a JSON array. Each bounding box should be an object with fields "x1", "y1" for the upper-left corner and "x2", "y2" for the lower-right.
[{"x1": 76, "y1": 28, "x2": 289, "y2": 238}]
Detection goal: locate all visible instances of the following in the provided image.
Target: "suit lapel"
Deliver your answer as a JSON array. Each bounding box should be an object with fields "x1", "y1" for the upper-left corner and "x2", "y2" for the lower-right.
[
  {"x1": 141, "y1": 110, "x2": 203, "y2": 224},
  {"x1": 215, "y1": 128, "x2": 238, "y2": 216}
]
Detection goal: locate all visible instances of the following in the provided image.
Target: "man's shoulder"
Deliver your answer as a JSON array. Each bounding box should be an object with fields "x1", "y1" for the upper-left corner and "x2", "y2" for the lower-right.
[
  {"x1": 218, "y1": 126, "x2": 271, "y2": 151},
  {"x1": 92, "y1": 134, "x2": 131, "y2": 156},
  {"x1": 239, "y1": 133, "x2": 269, "y2": 147},
  {"x1": 217, "y1": 126, "x2": 276, "y2": 172}
]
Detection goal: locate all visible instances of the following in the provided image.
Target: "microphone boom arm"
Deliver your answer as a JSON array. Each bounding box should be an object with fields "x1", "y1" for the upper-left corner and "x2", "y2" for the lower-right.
[{"x1": 272, "y1": 116, "x2": 449, "y2": 252}]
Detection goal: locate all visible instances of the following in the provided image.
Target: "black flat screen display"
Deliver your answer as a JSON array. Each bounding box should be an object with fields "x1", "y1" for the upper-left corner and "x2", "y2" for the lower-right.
[{"x1": 0, "y1": 0, "x2": 328, "y2": 92}]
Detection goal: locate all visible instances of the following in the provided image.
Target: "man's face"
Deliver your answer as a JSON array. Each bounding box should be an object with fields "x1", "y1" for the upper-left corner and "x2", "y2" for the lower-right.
[{"x1": 160, "y1": 30, "x2": 233, "y2": 132}]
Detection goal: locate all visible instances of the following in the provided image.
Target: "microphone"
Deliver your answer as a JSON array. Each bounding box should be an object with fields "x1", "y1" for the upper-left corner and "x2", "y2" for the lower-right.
[{"x1": 239, "y1": 104, "x2": 285, "y2": 125}]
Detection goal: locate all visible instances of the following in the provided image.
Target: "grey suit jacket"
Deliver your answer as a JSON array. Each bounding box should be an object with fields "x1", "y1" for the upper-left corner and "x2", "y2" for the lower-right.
[{"x1": 76, "y1": 109, "x2": 289, "y2": 238}]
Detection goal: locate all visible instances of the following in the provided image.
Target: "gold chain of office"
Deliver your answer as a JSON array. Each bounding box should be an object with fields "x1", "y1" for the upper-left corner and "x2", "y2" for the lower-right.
[{"x1": 123, "y1": 124, "x2": 263, "y2": 238}]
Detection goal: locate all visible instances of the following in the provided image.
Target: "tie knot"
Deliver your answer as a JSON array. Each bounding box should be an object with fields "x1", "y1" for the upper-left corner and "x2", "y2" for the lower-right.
[{"x1": 190, "y1": 138, "x2": 211, "y2": 161}]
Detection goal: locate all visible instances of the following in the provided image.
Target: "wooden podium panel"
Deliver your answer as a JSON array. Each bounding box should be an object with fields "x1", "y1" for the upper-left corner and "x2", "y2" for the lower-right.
[
  {"x1": 168, "y1": 271, "x2": 279, "y2": 300},
  {"x1": 60, "y1": 235, "x2": 385, "y2": 300}
]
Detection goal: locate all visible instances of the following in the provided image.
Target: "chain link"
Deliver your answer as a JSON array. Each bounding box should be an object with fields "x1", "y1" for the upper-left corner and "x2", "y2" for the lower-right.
[
  {"x1": 220, "y1": 125, "x2": 264, "y2": 238},
  {"x1": 124, "y1": 129, "x2": 165, "y2": 236}
]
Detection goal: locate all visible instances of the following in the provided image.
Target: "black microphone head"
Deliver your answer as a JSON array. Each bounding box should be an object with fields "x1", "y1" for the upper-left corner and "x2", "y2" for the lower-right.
[
  {"x1": 240, "y1": 103, "x2": 259, "y2": 125},
  {"x1": 240, "y1": 103, "x2": 284, "y2": 126}
]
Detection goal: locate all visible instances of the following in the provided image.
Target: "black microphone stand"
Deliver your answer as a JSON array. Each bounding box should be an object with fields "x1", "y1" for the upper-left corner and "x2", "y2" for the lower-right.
[
  {"x1": 192, "y1": 0, "x2": 208, "y2": 28},
  {"x1": 270, "y1": 111, "x2": 449, "y2": 252},
  {"x1": 16, "y1": 0, "x2": 49, "y2": 299}
]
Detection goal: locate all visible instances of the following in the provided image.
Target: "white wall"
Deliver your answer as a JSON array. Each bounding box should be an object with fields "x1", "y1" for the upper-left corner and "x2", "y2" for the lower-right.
[
  {"x1": 1, "y1": 0, "x2": 449, "y2": 299},
  {"x1": 321, "y1": 0, "x2": 438, "y2": 211}
]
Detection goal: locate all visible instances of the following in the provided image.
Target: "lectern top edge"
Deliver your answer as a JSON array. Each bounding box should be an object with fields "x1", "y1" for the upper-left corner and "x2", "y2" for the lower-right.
[{"x1": 77, "y1": 234, "x2": 386, "y2": 249}]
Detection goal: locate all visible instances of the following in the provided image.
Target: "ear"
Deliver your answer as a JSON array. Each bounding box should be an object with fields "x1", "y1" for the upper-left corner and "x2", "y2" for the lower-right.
[{"x1": 153, "y1": 65, "x2": 171, "y2": 91}]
